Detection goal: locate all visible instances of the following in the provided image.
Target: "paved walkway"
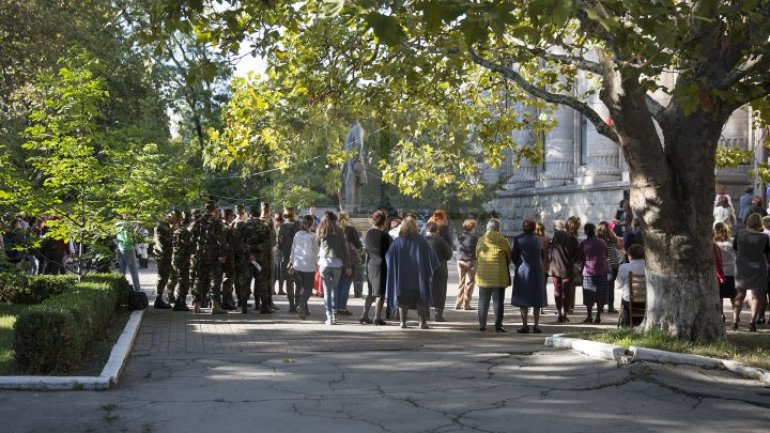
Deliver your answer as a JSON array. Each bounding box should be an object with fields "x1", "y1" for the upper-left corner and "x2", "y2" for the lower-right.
[{"x1": 1, "y1": 262, "x2": 769, "y2": 433}]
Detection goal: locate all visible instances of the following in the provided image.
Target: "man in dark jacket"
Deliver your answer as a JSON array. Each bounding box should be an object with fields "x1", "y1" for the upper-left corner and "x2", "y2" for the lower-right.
[{"x1": 153, "y1": 213, "x2": 176, "y2": 309}]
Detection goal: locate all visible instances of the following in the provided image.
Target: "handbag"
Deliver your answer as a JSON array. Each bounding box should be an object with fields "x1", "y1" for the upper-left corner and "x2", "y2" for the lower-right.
[{"x1": 128, "y1": 290, "x2": 148, "y2": 310}]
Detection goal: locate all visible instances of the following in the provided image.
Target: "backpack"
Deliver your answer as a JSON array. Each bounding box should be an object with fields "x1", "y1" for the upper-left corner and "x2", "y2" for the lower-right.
[{"x1": 129, "y1": 290, "x2": 148, "y2": 310}]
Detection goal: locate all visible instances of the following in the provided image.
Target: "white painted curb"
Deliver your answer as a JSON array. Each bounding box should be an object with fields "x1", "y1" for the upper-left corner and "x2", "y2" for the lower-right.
[
  {"x1": 546, "y1": 335, "x2": 770, "y2": 385},
  {"x1": 630, "y1": 346, "x2": 724, "y2": 369},
  {"x1": 545, "y1": 334, "x2": 625, "y2": 361},
  {"x1": 722, "y1": 360, "x2": 770, "y2": 384},
  {"x1": 0, "y1": 310, "x2": 144, "y2": 391}
]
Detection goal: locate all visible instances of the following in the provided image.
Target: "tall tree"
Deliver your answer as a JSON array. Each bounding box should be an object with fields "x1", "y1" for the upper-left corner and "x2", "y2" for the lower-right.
[
  {"x1": 152, "y1": 0, "x2": 770, "y2": 342},
  {"x1": 203, "y1": 4, "x2": 553, "y2": 210},
  {"x1": 346, "y1": 0, "x2": 770, "y2": 342}
]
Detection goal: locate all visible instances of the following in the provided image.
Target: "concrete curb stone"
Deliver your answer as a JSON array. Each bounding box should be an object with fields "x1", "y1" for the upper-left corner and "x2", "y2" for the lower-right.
[
  {"x1": 544, "y1": 334, "x2": 626, "y2": 361},
  {"x1": 0, "y1": 309, "x2": 144, "y2": 391},
  {"x1": 546, "y1": 334, "x2": 770, "y2": 385},
  {"x1": 630, "y1": 345, "x2": 724, "y2": 369}
]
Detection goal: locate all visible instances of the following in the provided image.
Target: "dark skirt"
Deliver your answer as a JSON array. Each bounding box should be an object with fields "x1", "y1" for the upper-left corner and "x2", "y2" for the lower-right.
[
  {"x1": 582, "y1": 275, "x2": 608, "y2": 307},
  {"x1": 720, "y1": 276, "x2": 737, "y2": 299}
]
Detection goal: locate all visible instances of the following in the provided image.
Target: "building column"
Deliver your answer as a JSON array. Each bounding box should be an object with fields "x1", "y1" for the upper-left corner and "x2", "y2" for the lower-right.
[
  {"x1": 536, "y1": 106, "x2": 575, "y2": 188},
  {"x1": 576, "y1": 93, "x2": 621, "y2": 184}
]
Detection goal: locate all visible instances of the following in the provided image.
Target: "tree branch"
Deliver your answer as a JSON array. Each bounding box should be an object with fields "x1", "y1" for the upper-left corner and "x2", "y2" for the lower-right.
[
  {"x1": 468, "y1": 46, "x2": 619, "y2": 143},
  {"x1": 527, "y1": 47, "x2": 602, "y2": 74}
]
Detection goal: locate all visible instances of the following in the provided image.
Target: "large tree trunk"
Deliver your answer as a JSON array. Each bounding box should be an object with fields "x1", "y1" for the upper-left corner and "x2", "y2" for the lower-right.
[
  {"x1": 599, "y1": 56, "x2": 729, "y2": 342},
  {"x1": 622, "y1": 109, "x2": 727, "y2": 342}
]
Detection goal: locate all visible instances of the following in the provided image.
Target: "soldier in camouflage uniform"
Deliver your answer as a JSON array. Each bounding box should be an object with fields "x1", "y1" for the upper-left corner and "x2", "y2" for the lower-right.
[
  {"x1": 220, "y1": 208, "x2": 238, "y2": 310},
  {"x1": 172, "y1": 211, "x2": 194, "y2": 311},
  {"x1": 188, "y1": 209, "x2": 202, "y2": 294},
  {"x1": 278, "y1": 207, "x2": 301, "y2": 312},
  {"x1": 260, "y1": 202, "x2": 279, "y2": 310},
  {"x1": 153, "y1": 213, "x2": 176, "y2": 309},
  {"x1": 238, "y1": 205, "x2": 276, "y2": 314},
  {"x1": 189, "y1": 203, "x2": 228, "y2": 314},
  {"x1": 232, "y1": 204, "x2": 248, "y2": 308}
]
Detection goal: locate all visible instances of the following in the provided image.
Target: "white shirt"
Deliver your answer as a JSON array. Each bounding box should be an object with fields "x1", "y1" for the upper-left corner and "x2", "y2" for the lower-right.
[
  {"x1": 615, "y1": 259, "x2": 646, "y2": 302},
  {"x1": 715, "y1": 240, "x2": 736, "y2": 276},
  {"x1": 289, "y1": 231, "x2": 319, "y2": 273}
]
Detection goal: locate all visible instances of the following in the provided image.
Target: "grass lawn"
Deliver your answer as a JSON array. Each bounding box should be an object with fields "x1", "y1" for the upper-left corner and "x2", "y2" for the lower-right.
[
  {"x1": 0, "y1": 304, "x2": 28, "y2": 375},
  {"x1": 0, "y1": 304, "x2": 131, "y2": 376},
  {"x1": 571, "y1": 328, "x2": 770, "y2": 370}
]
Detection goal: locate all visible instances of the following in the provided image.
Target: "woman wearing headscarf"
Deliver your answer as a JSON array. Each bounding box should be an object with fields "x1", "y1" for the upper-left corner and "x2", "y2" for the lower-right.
[
  {"x1": 475, "y1": 218, "x2": 511, "y2": 332},
  {"x1": 386, "y1": 215, "x2": 439, "y2": 329}
]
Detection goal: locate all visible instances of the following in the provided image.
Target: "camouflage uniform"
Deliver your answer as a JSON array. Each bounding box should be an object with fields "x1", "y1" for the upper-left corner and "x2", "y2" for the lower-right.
[
  {"x1": 190, "y1": 213, "x2": 226, "y2": 307},
  {"x1": 278, "y1": 218, "x2": 300, "y2": 311},
  {"x1": 220, "y1": 220, "x2": 237, "y2": 308},
  {"x1": 154, "y1": 220, "x2": 175, "y2": 297},
  {"x1": 237, "y1": 217, "x2": 275, "y2": 310},
  {"x1": 172, "y1": 223, "x2": 194, "y2": 307}
]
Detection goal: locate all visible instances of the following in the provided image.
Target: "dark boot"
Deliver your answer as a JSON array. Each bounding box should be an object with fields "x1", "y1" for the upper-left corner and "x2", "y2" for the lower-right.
[
  {"x1": 434, "y1": 308, "x2": 446, "y2": 322},
  {"x1": 260, "y1": 295, "x2": 273, "y2": 314},
  {"x1": 173, "y1": 300, "x2": 190, "y2": 312},
  {"x1": 287, "y1": 285, "x2": 296, "y2": 313},
  {"x1": 154, "y1": 297, "x2": 171, "y2": 309}
]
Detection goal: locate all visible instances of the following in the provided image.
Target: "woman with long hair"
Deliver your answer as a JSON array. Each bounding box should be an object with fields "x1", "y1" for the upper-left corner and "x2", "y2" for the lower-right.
[
  {"x1": 427, "y1": 209, "x2": 453, "y2": 248},
  {"x1": 713, "y1": 222, "x2": 738, "y2": 325},
  {"x1": 597, "y1": 221, "x2": 622, "y2": 314},
  {"x1": 317, "y1": 211, "x2": 351, "y2": 325},
  {"x1": 336, "y1": 212, "x2": 362, "y2": 316},
  {"x1": 549, "y1": 216, "x2": 580, "y2": 322}
]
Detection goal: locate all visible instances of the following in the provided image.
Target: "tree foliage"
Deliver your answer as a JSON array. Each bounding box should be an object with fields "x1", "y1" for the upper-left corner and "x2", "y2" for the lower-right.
[
  {"x1": 2, "y1": 51, "x2": 193, "y2": 248},
  {"x1": 200, "y1": 2, "x2": 554, "y2": 205}
]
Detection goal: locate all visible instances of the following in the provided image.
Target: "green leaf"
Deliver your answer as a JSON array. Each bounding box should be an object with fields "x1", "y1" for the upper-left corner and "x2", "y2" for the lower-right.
[{"x1": 364, "y1": 12, "x2": 407, "y2": 46}]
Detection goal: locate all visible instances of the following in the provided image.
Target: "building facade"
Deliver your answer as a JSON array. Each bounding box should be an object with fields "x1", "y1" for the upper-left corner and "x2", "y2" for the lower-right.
[{"x1": 485, "y1": 101, "x2": 758, "y2": 236}]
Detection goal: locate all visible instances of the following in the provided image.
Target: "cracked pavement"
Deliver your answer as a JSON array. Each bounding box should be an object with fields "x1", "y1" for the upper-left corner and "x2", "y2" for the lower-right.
[{"x1": 1, "y1": 264, "x2": 769, "y2": 433}]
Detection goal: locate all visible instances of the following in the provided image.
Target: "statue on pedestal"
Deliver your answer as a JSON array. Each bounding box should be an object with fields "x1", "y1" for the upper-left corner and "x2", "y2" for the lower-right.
[{"x1": 342, "y1": 121, "x2": 367, "y2": 213}]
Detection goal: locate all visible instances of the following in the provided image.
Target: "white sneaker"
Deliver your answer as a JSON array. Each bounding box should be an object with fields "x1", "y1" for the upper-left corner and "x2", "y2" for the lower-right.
[{"x1": 325, "y1": 318, "x2": 333, "y2": 326}]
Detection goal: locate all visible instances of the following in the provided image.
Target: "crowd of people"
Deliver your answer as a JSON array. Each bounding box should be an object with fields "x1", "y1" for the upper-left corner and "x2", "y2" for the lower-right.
[
  {"x1": 7, "y1": 188, "x2": 766, "y2": 332},
  {"x1": 125, "y1": 199, "x2": 660, "y2": 331},
  {"x1": 712, "y1": 186, "x2": 770, "y2": 332},
  {"x1": 0, "y1": 214, "x2": 77, "y2": 275}
]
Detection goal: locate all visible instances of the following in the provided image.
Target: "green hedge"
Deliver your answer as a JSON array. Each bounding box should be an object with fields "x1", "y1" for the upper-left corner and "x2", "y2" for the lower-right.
[
  {"x1": 13, "y1": 273, "x2": 126, "y2": 374},
  {"x1": 81, "y1": 273, "x2": 130, "y2": 309},
  {"x1": 0, "y1": 274, "x2": 78, "y2": 304}
]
